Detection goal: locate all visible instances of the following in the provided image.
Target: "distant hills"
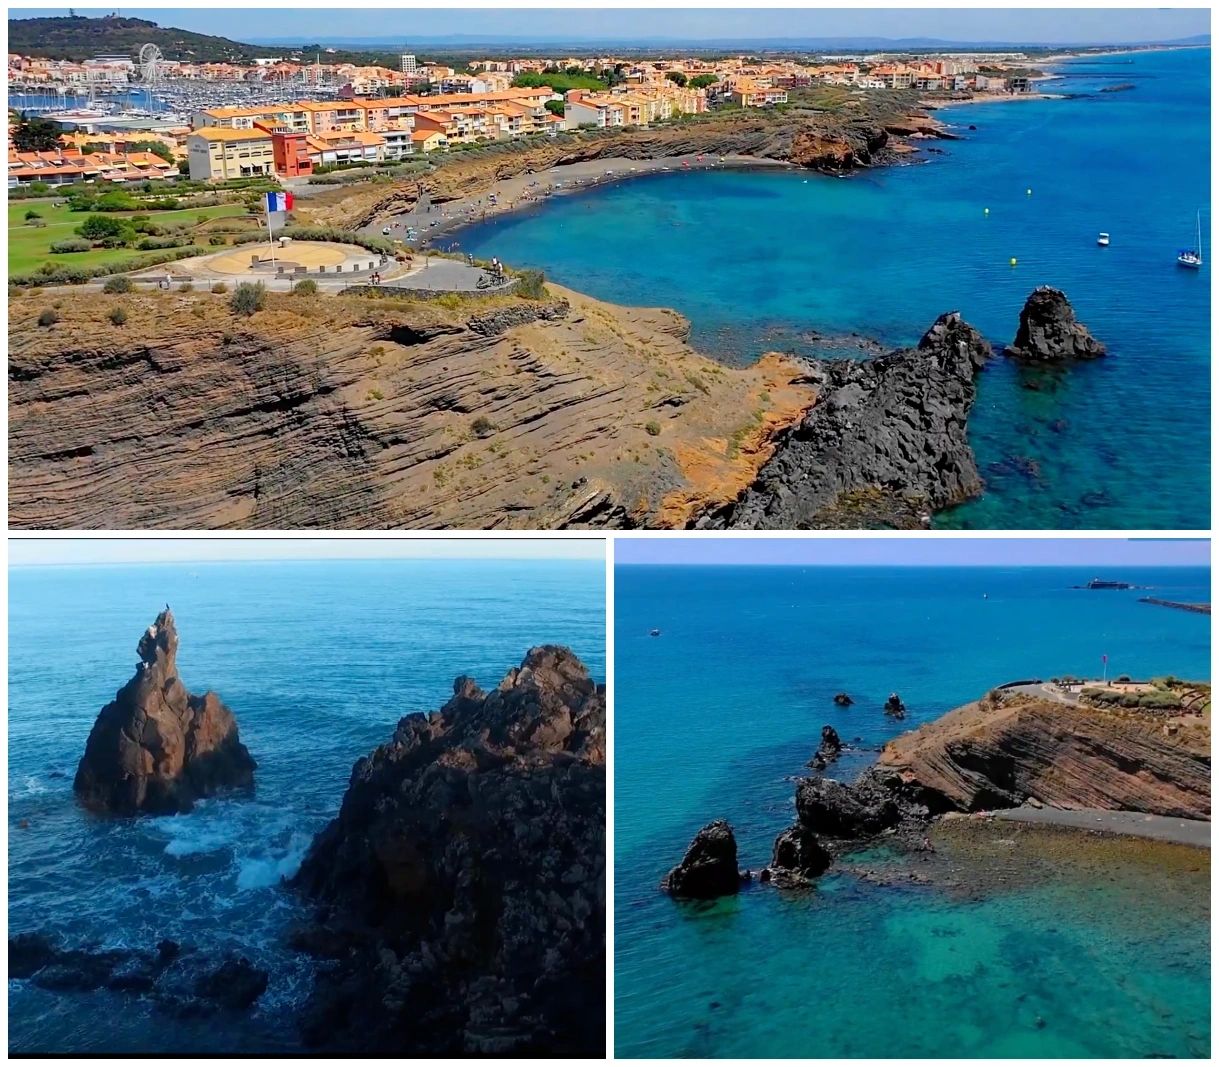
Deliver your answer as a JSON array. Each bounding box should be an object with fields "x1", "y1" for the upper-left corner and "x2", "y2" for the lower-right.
[{"x1": 6, "y1": 14, "x2": 1210, "y2": 63}]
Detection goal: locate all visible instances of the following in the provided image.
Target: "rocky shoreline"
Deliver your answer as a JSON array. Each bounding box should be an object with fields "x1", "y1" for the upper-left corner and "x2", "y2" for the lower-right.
[
  {"x1": 12, "y1": 630, "x2": 606, "y2": 1054},
  {"x1": 665, "y1": 677, "x2": 1210, "y2": 900}
]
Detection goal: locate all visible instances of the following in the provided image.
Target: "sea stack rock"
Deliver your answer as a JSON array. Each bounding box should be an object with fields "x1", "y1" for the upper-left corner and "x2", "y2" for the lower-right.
[
  {"x1": 795, "y1": 776, "x2": 899, "y2": 839},
  {"x1": 662, "y1": 819, "x2": 744, "y2": 900},
  {"x1": 884, "y1": 692, "x2": 907, "y2": 718},
  {"x1": 74, "y1": 608, "x2": 255, "y2": 815},
  {"x1": 1005, "y1": 287, "x2": 1106, "y2": 361},
  {"x1": 808, "y1": 725, "x2": 844, "y2": 769},
  {"x1": 290, "y1": 646, "x2": 605, "y2": 1056},
  {"x1": 768, "y1": 824, "x2": 832, "y2": 882}
]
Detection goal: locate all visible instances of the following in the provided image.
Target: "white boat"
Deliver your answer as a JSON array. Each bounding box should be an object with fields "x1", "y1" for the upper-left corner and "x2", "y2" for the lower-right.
[
  {"x1": 1177, "y1": 210, "x2": 1203, "y2": 268},
  {"x1": 1097, "y1": 232, "x2": 1110, "y2": 247}
]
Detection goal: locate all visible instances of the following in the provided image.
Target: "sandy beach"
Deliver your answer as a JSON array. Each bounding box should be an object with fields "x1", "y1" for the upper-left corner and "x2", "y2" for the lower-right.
[{"x1": 363, "y1": 153, "x2": 793, "y2": 250}]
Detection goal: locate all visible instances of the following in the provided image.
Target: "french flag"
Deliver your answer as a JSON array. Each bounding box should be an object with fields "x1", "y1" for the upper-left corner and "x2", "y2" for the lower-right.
[{"x1": 266, "y1": 191, "x2": 294, "y2": 213}]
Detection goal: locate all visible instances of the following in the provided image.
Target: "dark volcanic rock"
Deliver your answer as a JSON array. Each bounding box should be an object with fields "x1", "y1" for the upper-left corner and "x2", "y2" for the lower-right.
[
  {"x1": 193, "y1": 957, "x2": 269, "y2": 1010},
  {"x1": 290, "y1": 646, "x2": 605, "y2": 1056},
  {"x1": 768, "y1": 824, "x2": 832, "y2": 881},
  {"x1": 808, "y1": 725, "x2": 844, "y2": 769},
  {"x1": 662, "y1": 819, "x2": 743, "y2": 900},
  {"x1": 8, "y1": 934, "x2": 267, "y2": 1012},
  {"x1": 795, "y1": 776, "x2": 901, "y2": 838},
  {"x1": 1005, "y1": 287, "x2": 1106, "y2": 362},
  {"x1": 73, "y1": 608, "x2": 255, "y2": 815},
  {"x1": 884, "y1": 692, "x2": 907, "y2": 718},
  {"x1": 701, "y1": 311, "x2": 993, "y2": 529}
]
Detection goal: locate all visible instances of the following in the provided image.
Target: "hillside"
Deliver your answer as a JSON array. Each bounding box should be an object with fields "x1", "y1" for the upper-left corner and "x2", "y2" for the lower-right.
[
  {"x1": 7, "y1": 15, "x2": 266, "y2": 63},
  {"x1": 6, "y1": 14, "x2": 401, "y2": 67}
]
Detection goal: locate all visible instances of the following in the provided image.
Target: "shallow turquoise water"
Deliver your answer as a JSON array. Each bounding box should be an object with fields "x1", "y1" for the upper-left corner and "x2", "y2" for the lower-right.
[
  {"x1": 460, "y1": 50, "x2": 1210, "y2": 529},
  {"x1": 8, "y1": 559, "x2": 605, "y2": 1053},
  {"x1": 614, "y1": 564, "x2": 1210, "y2": 1057}
]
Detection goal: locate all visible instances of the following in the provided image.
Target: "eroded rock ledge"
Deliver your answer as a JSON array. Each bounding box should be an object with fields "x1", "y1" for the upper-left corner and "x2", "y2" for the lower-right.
[
  {"x1": 289, "y1": 646, "x2": 605, "y2": 1055},
  {"x1": 74, "y1": 608, "x2": 255, "y2": 815}
]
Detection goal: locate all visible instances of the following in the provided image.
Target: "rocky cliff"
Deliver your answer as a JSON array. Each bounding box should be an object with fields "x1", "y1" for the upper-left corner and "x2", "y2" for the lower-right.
[
  {"x1": 9, "y1": 287, "x2": 812, "y2": 530},
  {"x1": 289, "y1": 646, "x2": 605, "y2": 1055},
  {"x1": 764, "y1": 688, "x2": 1209, "y2": 884},
  {"x1": 74, "y1": 608, "x2": 255, "y2": 815},
  {"x1": 699, "y1": 311, "x2": 994, "y2": 529},
  {"x1": 875, "y1": 694, "x2": 1210, "y2": 819}
]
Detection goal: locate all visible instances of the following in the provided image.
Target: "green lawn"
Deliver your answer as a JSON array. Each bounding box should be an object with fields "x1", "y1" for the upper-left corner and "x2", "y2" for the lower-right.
[{"x1": 9, "y1": 200, "x2": 248, "y2": 275}]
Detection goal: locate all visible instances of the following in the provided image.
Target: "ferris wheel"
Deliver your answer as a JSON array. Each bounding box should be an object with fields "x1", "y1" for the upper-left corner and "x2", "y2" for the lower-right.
[{"x1": 138, "y1": 43, "x2": 164, "y2": 89}]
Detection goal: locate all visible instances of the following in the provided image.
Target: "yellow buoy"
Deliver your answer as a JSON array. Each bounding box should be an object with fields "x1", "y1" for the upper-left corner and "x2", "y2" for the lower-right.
[{"x1": 1010, "y1": 257, "x2": 1018, "y2": 267}]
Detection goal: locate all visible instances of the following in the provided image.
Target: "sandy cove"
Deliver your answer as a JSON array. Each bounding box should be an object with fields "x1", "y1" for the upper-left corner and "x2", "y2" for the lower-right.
[{"x1": 361, "y1": 154, "x2": 794, "y2": 249}]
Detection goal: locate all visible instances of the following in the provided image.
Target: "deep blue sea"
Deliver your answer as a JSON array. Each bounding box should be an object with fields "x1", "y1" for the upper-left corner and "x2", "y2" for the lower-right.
[
  {"x1": 7, "y1": 558, "x2": 605, "y2": 1054},
  {"x1": 460, "y1": 49, "x2": 1210, "y2": 529},
  {"x1": 615, "y1": 563, "x2": 1210, "y2": 1057}
]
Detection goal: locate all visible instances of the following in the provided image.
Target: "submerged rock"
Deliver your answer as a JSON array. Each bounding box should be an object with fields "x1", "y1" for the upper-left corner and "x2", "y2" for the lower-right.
[
  {"x1": 1005, "y1": 287, "x2": 1106, "y2": 362},
  {"x1": 662, "y1": 819, "x2": 744, "y2": 900},
  {"x1": 290, "y1": 645, "x2": 605, "y2": 1056},
  {"x1": 833, "y1": 692, "x2": 854, "y2": 706},
  {"x1": 7, "y1": 933, "x2": 267, "y2": 1012},
  {"x1": 73, "y1": 608, "x2": 255, "y2": 815}
]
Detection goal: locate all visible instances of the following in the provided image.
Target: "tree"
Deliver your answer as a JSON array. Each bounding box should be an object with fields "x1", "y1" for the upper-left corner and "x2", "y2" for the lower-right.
[
  {"x1": 76, "y1": 214, "x2": 128, "y2": 242},
  {"x1": 665, "y1": 71, "x2": 688, "y2": 87},
  {"x1": 689, "y1": 74, "x2": 719, "y2": 90},
  {"x1": 129, "y1": 139, "x2": 175, "y2": 162},
  {"x1": 544, "y1": 99, "x2": 565, "y2": 117},
  {"x1": 12, "y1": 116, "x2": 62, "y2": 152}
]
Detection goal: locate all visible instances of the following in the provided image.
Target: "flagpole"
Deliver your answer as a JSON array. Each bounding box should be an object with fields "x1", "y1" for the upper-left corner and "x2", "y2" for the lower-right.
[{"x1": 267, "y1": 195, "x2": 277, "y2": 270}]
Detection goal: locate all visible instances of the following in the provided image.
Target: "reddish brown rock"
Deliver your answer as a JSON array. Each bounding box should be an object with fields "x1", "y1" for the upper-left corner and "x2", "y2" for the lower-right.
[
  {"x1": 290, "y1": 645, "x2": 604, "y2": 1055},
  {"x1": 73, "y1": 608, "x2": 255, "y2": 815},
  {"x1": 876, "y1": 696, "x2": 1209, "y2": 819}
]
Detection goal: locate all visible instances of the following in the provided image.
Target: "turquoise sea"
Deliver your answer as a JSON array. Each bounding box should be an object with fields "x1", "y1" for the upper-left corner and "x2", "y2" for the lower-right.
[
  {"x1": 614, "y1": 563, "x2": 1210, "y2": 1057},
  {"x1": 7, "y1": 558, "x2": 605, "y2": 1054},
  {"x1": 460, "y1": 49, "x2": 1210, "y2": 529}
]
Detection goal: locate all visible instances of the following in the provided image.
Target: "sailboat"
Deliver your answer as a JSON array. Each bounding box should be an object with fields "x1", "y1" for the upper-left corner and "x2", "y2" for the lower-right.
[{"x1": 1177, "y1": 210, "x2": 1203, "y2": 268}]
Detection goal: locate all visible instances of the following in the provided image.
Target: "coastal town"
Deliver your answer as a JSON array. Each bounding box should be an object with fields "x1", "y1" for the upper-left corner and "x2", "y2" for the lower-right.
[{"x1": 9, "y1": 41, "x2": 1044, "y2": 184}]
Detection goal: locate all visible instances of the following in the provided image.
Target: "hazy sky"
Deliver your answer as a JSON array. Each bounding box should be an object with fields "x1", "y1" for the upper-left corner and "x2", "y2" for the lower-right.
[
  {"x1": 9, "y1": 538, "x2": 605, "y2": 567},
  {"x1": 615, "y1": 538, "x2": 1210, "y2": 567},
  {"x1": 11, "y1": 7, "x2": 1211, "y2": 44}
]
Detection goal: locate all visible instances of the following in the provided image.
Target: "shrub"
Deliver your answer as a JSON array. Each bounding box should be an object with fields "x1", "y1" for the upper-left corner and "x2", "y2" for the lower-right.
[
  {"x1": 515, "y1": 269, "x2": 548, "y2": 300},
  {"x1": 292, "y1": 278, "x2": 318, "y2": 295},
  {"x1": 108, "y1": 306, "x2": 128, "y2": 326},
  {"x1": 136, "y1": 236, "x2": 188, "y2": 251},
  {"x1": 38, "y1": 308, "x2": 59, "y2": 327},
  {"x1": 178, "y1": 281, "x2": 194, "y2": 292},
  {"x1": 102, "y1": 276, "x2": 134, "y2": 294},
  {"x1": 229, "y1": 281, "x2": 266, "y2": 316},
  {"x1": 211, "y1": 281, "x2": 228, "y2": 294},
  {"x1": 471, "y1": 415, "x2": 496, "y2": 438},
  {"x1": 49, "y1": 239, "x2": 93, "y2": 254},
  {"x1": 209, "y1": 235, "x2": 228, "y2": 246},
  {"x1": 24, "y1": 209, "x2": 41, "y2": 222},
  {"x1": 1138, "y1": 691, "x2": 1182, "y2": 710},
  {"x1": 644, "y1": 421, "x2": 661, "y2": 436}
]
